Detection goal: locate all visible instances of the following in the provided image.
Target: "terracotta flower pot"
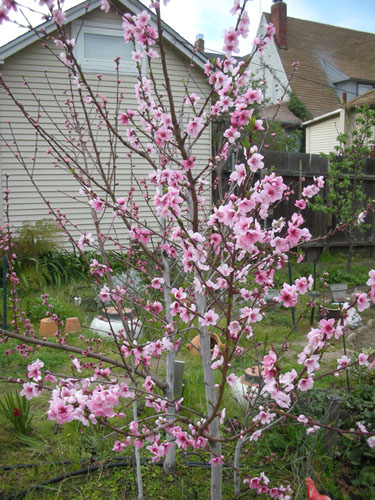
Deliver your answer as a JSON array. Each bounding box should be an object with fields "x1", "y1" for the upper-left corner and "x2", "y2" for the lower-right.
[
  {"x1": 187, "y1": 332, "x2": 223, "y2": 356},
  {"x1": 65, "y1": 317, "x2": 81, "y2": 333},
  {"x1": 39, "y1": 318, "x2": 57, "y2": 337}
]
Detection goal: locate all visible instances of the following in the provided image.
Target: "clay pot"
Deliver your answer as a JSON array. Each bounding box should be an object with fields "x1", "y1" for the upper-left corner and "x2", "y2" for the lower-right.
[
  {"x1": 40, "y1": 318, "x2": 57, "y2": 337},
  {"x1": 240, "y1": 366, "x2": 262, "y2": 387},
  {"x1": 102, "y1": 307, "x2": 133, "y2": 321},
  {"x1": 187, "y1": 333, "x2": 223, "y2": 356},
  {"x1": 65, "y1": 317, "x2": 81, "y2": 333}
]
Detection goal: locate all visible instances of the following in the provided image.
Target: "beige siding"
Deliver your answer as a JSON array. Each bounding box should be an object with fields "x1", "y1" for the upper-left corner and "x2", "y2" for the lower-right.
[
  {"x1": 305, "y1": 114, "x2": 343, "y2": 154},
  {"x1": 0, "y1": 7, "x2": 211, "y2": 248}
]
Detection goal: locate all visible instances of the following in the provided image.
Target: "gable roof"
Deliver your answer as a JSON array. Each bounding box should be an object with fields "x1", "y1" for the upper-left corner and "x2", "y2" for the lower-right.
[
  {"x1": 0, "y1": 0, "x2": 207, "y2": 69},
  {"x1": 264, "y1": 12, "x2": 375, "y2": 119}
]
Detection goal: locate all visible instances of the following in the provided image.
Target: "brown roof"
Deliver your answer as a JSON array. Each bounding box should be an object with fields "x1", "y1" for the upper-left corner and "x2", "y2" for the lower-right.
[
  {"x1": 260, "y1": 102, "x2": 301, "y2": 125},
  {"x1": 265, "y1": 13, "x2": 375, "y2": 118}
]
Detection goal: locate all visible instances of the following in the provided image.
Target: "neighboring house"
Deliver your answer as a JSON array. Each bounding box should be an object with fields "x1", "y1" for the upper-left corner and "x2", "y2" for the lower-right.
[
  {"x1": 250, "y1": 0, "x2": 375, "y2": 127},
  {"x1": 0, "y1": 0, "x2": 210, "y2": 242},
  {"x1": 304, "y1": 89, "x2": 375, "y2": 154}
]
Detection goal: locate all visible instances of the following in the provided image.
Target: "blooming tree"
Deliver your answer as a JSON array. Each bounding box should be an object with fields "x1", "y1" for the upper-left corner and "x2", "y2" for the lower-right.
[{"x1": 0, "y1": 1, "x2": 375, "y2": 499}]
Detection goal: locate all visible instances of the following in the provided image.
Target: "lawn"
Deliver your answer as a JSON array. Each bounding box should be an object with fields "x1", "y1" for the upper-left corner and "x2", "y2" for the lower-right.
[{"x1": 0, "y1": 253, "x2": 374, "y2": 499}]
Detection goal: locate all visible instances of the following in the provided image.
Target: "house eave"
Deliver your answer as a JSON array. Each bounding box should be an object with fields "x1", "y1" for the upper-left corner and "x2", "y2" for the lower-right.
[
  {"x1": 0, "y1": 0, "x2": 206, "y2": 70},
  {"x1": 302, "y1": 109, "x2": 342, "y2": 127}
]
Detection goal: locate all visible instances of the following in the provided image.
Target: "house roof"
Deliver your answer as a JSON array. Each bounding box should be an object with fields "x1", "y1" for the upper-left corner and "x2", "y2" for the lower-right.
[
  {"x1": 0, "y1": 0, "x2": 207, "y2": 69},
  {"x1": 302, "y1": 109, "x2": 341, "y2": 127},
  {"x1": 264, "y1": 12, "x2": 375, "y2": 119},
  {"x1": 260, "y1": 102, "x2": 301, "y2": 126}
]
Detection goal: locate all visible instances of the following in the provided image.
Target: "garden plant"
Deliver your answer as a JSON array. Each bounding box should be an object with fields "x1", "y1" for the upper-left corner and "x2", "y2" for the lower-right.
[{"x1": 0, "y1": 1, "x2": 375, "y2": 499}]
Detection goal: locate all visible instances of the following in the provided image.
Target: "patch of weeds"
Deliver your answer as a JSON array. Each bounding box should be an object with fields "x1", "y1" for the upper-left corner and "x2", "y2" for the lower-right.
[{"x1": 0, "y1": 391, "x2": 33, "y2": 437}]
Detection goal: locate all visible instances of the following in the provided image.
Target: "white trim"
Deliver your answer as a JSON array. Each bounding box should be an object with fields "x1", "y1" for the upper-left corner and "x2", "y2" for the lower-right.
[
  {"x1": 71, "y1": 21, "x2": 142, "y2": 75},
  {"x1": 302, "y1": 109, "x2": 342, "y2": 127}
]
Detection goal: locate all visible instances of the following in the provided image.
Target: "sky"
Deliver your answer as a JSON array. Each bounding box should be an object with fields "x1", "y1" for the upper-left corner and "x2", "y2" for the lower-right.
[{"x1": 0, "y1": 0, "x2": 374, "y2": 54}]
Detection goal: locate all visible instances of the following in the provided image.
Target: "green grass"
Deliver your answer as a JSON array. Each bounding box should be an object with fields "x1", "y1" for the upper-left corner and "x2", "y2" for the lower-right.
[{"x1": 1, "y1": 256, "x2": 374, "y2": 499}]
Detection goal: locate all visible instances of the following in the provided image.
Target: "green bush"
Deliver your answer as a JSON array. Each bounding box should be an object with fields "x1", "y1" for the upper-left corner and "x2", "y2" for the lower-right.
[{"x1": 21, "y1": 295, "x2": 81, "y2": 323}]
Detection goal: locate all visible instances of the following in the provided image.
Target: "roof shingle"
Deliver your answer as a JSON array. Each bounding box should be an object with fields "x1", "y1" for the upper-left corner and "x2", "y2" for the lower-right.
[{"x1": 265, "y1": 13, "x2": 375, "y2": 118}]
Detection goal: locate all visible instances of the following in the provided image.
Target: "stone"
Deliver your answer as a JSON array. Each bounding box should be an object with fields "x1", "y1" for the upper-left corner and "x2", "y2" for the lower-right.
[
  {"x1": 346, "y1": 332, "x2": 357, "y2": 345},
  {"x1": 356, "y1": 326, "x2": 369, "y2": 336},
  {"x1": 346, "y1": 311, "x2": 362, "y2": 330}
]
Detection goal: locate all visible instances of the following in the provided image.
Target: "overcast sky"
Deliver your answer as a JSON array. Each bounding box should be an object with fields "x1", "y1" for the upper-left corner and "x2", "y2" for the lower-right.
[{"x1": 1, "y1": 0, "x2": 374, "y2": 54}]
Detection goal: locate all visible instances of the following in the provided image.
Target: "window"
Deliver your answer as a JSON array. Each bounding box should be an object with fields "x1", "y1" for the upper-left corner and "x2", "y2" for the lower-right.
[
  {"x1": 72, "y1": 22, "x2": 141, "y2": 74},
  {"x1": 358, "y1": 83, "x2": 374, "y2": 96}
]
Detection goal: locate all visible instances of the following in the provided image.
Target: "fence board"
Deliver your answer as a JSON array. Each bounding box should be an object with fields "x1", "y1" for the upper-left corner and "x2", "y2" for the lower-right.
[{"x1": 217, "y1": 151, "x2": 375, "y2": 259}]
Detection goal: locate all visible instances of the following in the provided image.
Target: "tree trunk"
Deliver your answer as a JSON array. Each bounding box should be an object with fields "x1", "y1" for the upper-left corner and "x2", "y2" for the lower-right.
[
  {"x1": 132, "y1": 376, "x2": 144, "y2": 500},
  {"x1": 196, "y1": 288, "x2": 222, "y2": 500},
  {"x1": 162, "y1": 238, "x2": 176, "y2": 475},
  {"x1": 233, "y1": 437, "x2": 243, "y2": 496}
]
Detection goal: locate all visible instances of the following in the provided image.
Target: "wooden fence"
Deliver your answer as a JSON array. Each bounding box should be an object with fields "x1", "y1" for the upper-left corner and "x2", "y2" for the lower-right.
[{"x1": 217, "y1": 151, "x2": 375, "y2": 260}]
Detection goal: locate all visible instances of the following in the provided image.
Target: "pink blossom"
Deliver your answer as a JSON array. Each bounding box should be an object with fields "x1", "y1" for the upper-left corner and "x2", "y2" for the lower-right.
[
  {"x1": 278, "y1": 284, "x2": 298, "y2": 308},
  {"x1": 358, "y1": 353, "x2": 369, "y2": 366},
  {"x1": 304, "y1": 355, "x2": 320, "y2": 374},
  {"x1": 298, "y1": 377, "x2": 314, "y2": 391},
  {"x1": 357, "y1": 293, "x2": 370, "y2": 312},
  {"x1": 89, "y1": 197, "x2": 105, "y2": 213},
  {"x1": 27, "y1": 359, "x2": 44, "y2": 381},
  {"x1": 187, "y1": 116, "x2": 204, "y2": 138},
  {"x1": 224, "y1": 126, "x2": 240, "y2": 144},
  {"x1": 226, "y1": 373, "x2": 238, "y2": 387},
  {"x1": 357, "y1": 211, "x2": 366, "y2": 224},
  {"x1": 77, "y1": 233, "x2": 94, "y2": 250},
  {"x1": 53, "y1": 9, "x2": 66, "y2": 26},
  {"x1": 181, "y1": 155, "x2": 195, "y2": 171},
  {"x1": 210, "y1": 454, "x2": 225, "y2": 467},
  {"x1": 368, "y1": 436, "x2": 375, "y2": 448},
  {"x1": 48, "y1": 399, "x2": 74, "y2": 424},
  {"x1": 113, "y1": 437, "x2": 131, "y2": 451},
  {"x1": 337, "y1": 355, "x2": 351, "y2": 370},
  {"x1": 249, "y1": 430, "x2": 262, "y2": 442},
  {"x1": 295, "y1": 199, "x2": 306, "y2": 210},
  {"x1": 229, "y1": 163, "x2": 246, "y2": 186},
  {"x1": 319, "y1": 318, "x2": 335, "y2": 339},
  {"x1": 151, "y1": 277, "x2": 164, "y2": 290},
  {"x1": 72, "y1": 358, "x2": 82, "y2": 373},
  {"x1": 297, "y1": 414, "x2": 308, "y2": 425},
  {"x1": 306, "y1": 425, "x2": 320, "y2": 435},
  {"x1": 263, "y1": 350, "x2": 277, "y2": 369},
  {"x1": 295, "y1": 276, "x2": 312, "y2": 294},
  {"x1": 248, "y1": 152, "x2": 264, "y2": 172},
  {"x1": 143, "y1": 376, "x2": 154, "y2": 393},
  {"x1": 100, "y1": 0, "x2": 110, "y2": 13},
  {"x1": 99, "y1": 285, "x2": 111, "y2": 302},
  {"x1": 20, "y1": 382, "x2": 41, "y2": 400},
  {"x1": 199, "y1": 310, "x2": 219, "y2": 326}
]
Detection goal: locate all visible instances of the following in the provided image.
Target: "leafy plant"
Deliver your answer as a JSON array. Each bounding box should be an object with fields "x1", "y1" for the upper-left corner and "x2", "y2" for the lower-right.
[
  {"x1": 350, "y1": 349, "x2": 375, "y2": 385},
  {"x1": 0, "y1": 391, "x2": 33, "y2": 437},
  {"x1": 12, "y1": 219, "x2": 63, "y2": 259},
  {"x1": 288, "y1": 92, "x2": 313, "y2": 122},
  {"x1": 310, "y1": 105, "x2": 375, "y2": 272},
  {"x1": 21, "y1": 294, "x2": 81, "y2": 324}
]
